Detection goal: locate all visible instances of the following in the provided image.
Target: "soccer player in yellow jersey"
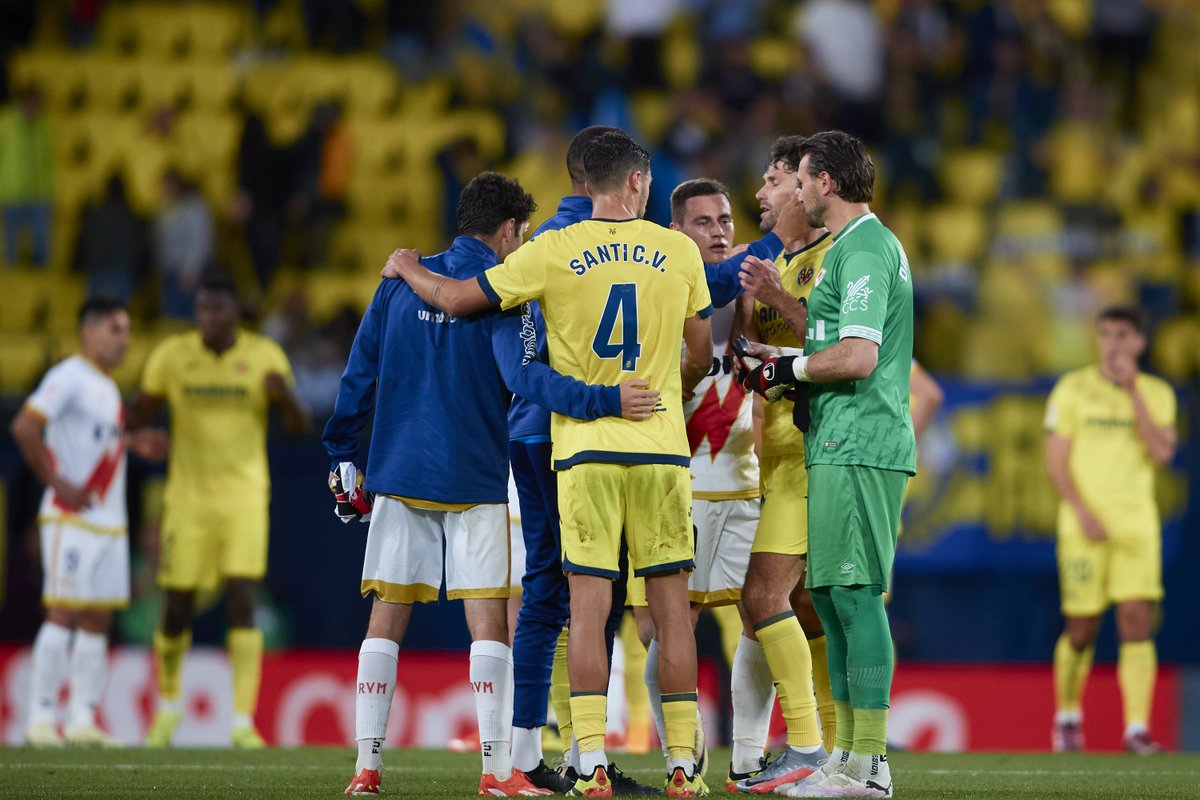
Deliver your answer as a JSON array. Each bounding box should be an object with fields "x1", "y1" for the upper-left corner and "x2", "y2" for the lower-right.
[
  {"x1": 386, "y1": 131, "x2": 714, "y2": 797},
  {"x1": 730, "y1": 136, "x2": 836, "y2": 793},
  {"x1": 129, "y1": 276, "x2": 311, "y2": 748},
  {"x1": 1045, "y1": 305, "x2": 1177, "y2": 754}
]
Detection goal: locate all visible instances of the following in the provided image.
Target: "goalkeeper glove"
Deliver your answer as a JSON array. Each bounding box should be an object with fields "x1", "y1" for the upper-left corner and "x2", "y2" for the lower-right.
[
  {"x1": 791, "y1": 381, "x2": 811, "y2": 432},
  {"x1": 742, "y1": 355, "x2": 797, "y2": 403},
  {"x1": 328, "y1": 461, "x2": 374, "y2": 523}
]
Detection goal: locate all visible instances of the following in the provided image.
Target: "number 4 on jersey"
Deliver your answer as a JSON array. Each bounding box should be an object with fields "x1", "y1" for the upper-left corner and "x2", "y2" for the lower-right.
[{"x1": 592, "y1": 283, "x2": 641, "y2": 371}]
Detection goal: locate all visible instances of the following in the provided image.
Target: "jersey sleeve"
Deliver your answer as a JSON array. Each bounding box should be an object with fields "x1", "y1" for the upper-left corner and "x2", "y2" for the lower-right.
[
  {"x1": 266, "y1": 339, "x2": 295, "y2": 386},
  {"x1": 322, "y1": 285, "x2": 386, "y2": 462},
  {"x1": 141, "y1": 340, "x2": 174, "y2": 396},
  {"x1": 686, "y1": 250, "x2": 714, "y2": 320},
  {"x1": 25, "y1": 362, "x2": 76, "y2": 422},
  {"x1": 1044, "y1": 377, "x2": 1077, "y2": 436},
  {"x1": 1146, "y1": 379, "x2": 1177, "y2": 428},
  {"x1": 491, "y1": 307, "x2": 621, "y2": 421},
  {"x1": 704, "y1": 232, "x2": 784, "y2": 308},
  {"x1": 477, "y1": 236, "x2": 547, "y2": 311},
  {"x1": 836, "y1": 251, "x2": 891, "y2": 345}
]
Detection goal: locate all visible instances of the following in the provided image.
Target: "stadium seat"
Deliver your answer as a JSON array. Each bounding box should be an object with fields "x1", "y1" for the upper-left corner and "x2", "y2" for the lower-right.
[
  {"x1": 1152, "y1": 316, "x2": 1200, "y2": 380},
  {"x1": 188, "y1": 62, "x2": 239, "y2": 113},
  {"x1": 993, "y1": 202, "x2": 1067, "y2": 281},
  {"x1": 0, "y1": 333, "x2": 50, "y2": 394},
  {"x1": 1047, "y1": 122, "x2": 1105, "y2": 205},
  {"x1": 924, "y1": 204, "x2": 989, "y2": 266},
  {"x1": 0, "y1": 270, "x2": 48, "y2": 331},
  {"x1": 184, "y1": 4, "x2": 248, "y2": 59},
  {"x1": 937, "y1": 149, "x2": 1005, "y2": 206},
  {"x1": 137, "y1": 61, "x2": 192, "y2": 111},
  {"x1": 82, "y1": 56, "x2": 140, "y2": 110},
  {"x1": 44, "y1": 276, "x2": 87, "y2": 334}
]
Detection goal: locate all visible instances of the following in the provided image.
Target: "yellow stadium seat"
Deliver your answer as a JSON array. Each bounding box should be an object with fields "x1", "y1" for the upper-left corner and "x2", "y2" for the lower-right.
[
  {"x1": 937, "y1": 148, "x2": 1005, "y2": 206},
  {"x1": 925, "y1": 204, "x2": 989, "y2": 265},
  {"x1": 110, "y1": 335, "x2": 159, "y2": 393},
  {"x1": 1047, "y1": 122, "x2": 1104, "y2": 204},
  {"x1": 0, "y1": 334, "x2": 51, "y2": 394},
  {"x1": 44, "y1": 276, "x2": 87, "y2": 334},
  {"x1": 184, "y1": 4, "x2": 248, "y2": 59},
  {"x1": 1152, "y1": 316, "x2": 1200, "y2": 380},
  {"x1": 0, "y1": 270, "x2": 48, "y2": 332},
  {"x1": 188, "y1": 62, "x2": 239, "y2": 113},
  {"x1": 994, "y1": 202, "x2": 1067, "y2": 281},
  {"x1": 82, "y1": 56, "x2": 140, "y2": 110},
  {"x1": 137, "y1": 61, "x2": 192, "y2": 111},
  {"x1": 9, "y1": 49, "x2": 86, "y2": 110},
  {"x1": 343, "y1": 59, "x2": 401, "y2": 117},
  {"x1": 630, "y1": 91, "x2": 673, "y2": 145}
]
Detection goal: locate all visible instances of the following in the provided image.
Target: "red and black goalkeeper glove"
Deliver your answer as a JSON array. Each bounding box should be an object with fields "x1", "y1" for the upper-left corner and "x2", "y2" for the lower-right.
[
  {"x1": 328, "y1": 462, "x2": 374, "y2": 523},
  {"x1": 742, "y1": 355, "x2": 797, "y2": 403}
]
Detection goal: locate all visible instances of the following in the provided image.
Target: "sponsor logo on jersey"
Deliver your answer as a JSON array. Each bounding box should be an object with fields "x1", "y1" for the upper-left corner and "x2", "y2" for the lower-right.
[
  {"x1": 840, "y1": 562, "x2": 855, "y2": 574},
  {"x1": 842, "y1": 275, "x2": 872, "y2": 313},
  {"x1": 814, "y1": 268, "x2": 826, "y2": 287}
]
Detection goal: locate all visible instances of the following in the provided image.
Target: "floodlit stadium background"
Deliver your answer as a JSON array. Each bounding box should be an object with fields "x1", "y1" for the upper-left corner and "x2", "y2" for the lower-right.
[{"x1": 0, "y1": 0, "x2": 1197, "y2": 752}]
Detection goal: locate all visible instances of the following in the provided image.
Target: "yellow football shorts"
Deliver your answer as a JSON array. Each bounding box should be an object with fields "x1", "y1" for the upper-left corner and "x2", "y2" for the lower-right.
[
  {"x1": 751, "y1": 454, "x2": 809, "y2": 556},
  {"x1": 626, "y1": 572, "x2": 647, "y2": 608},
  {"x1": 159, "y1": 502, "x2": 269, "y2": 591},
  {"x1": 1056, "y1": 505, "x2": 1162, "y2": 617},
  {"x1": 558, "y1": 462, "x2": 694, "y2": 580}
]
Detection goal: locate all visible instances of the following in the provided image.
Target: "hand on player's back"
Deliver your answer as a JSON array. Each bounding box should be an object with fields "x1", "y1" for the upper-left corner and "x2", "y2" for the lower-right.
[
  {"x1": 1076, "y1": 506, "x2": 1109, "y2": 541},
  {"x1": 52, "y1": 479, "x2": 93, "y2": 511},
  {"x1": 619, "y1": 380, "x2": 660, "y2": 420},
  {"x1": 381, "y1": 248, "x2": 423, "y2": 280},
  {"x1": 128, "y1": 428, "x2": 170, "y2": 462},
  {"x1": 264, "y1": 371, "x2": 287, "y2": 397}
]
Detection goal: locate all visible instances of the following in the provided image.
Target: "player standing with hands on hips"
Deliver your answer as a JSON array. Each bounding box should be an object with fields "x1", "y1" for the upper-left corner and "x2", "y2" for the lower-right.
[{"x1": 739, "y1": 131, "x2": 915, "y2": 799}]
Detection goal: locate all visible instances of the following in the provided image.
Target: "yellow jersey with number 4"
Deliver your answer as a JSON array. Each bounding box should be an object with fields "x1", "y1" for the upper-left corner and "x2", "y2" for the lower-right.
[
  {"x1": 142, "y1": 330, "x2": 294, "y2": 507},
  {"x1": 479, "y1": 218, "x2": 712, "y2": 470},
  {"x1": 1044, "y1": 365, "x2": 1175, "y2": 523}
]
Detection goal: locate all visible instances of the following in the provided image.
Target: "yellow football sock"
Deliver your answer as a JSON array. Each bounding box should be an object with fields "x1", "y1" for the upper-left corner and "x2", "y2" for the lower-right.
[
  {"x1": 621, "y1": 615, "x2": 651, "y2": 752},
  {"x1": 228, "y1": 627, "x2": 263, "y2": 718},
  {"x1": 550, "y1": 627, "x2": 572, "y2": 746},
  {"x1": 852, "y1": 708, "x2": 887, "y2": 757},
  {"x1": 809, "y1": 634, "x2": 836, "y2": 751},
  {"x1": 755, "y1": 612, "x2": 822, "y2": 749},
  {"x1": 1053, "y1": 635, "x2": 1094, "y2": 715},
  {"x1": 661, "y1": 692, "x2": 698, "y2": 761},
  {"x1": 1118, "y1": 640, "x2": 1156, "y2": 729},
  {"x1": 833, "y1": 699, "x2": 854, "y2": 752},
  {"x1": 154, "y1": 629, "x2": 192, "y2": 702},
  {"x1": 569, "y1": 692, "x2": 607, "y2": 754},
  {"x1": 712, "y1": 604, "x2": 743, "y2": 667}
]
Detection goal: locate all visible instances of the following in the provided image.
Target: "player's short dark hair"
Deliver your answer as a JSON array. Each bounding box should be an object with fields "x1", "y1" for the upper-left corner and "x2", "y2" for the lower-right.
[
  {"x1": 1098, "y1": 304, "x2": 1150, "y2": 335},
  {"x1": 766, "y1": 135, "x2": 807, "y2": 173},
  {"x1": 77, "y1": 297, "x2": 127, "y2": 328},
  {"x1": 197, "y1": 273, "x2": 239, "y2": 301},
  {"x1": 670, "y1": 178, "x2": 730, "y2": 224},
  {"x1": 581, "y1": 131, "x2": 651, "y2": 194},
  {"x1": 800, "y1": 130, "x2": 875, "y2": 203},
  {"x1": 457, "y1": 171, "x2": 538, "y2": 237},
  {"x1": 566, "y1": 125, "x2": 625, "y2": 186}
]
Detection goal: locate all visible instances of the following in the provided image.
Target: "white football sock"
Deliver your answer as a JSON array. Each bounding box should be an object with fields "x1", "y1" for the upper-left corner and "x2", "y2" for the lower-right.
[
  {"x1": 643, "y1": 639, "x2": 668, "y2": 757},
  {"x1": 29, "y1": 622, "x2": 71, "y2": 726},
  {"x1": 67, "y1": 630, "x2": 108, "y2": 731},
  {"x1": 512, "y1": 725, "x2": 542, "y2": 773},
  {"x1": 580, "y1": 748, "x2": 607, "y2": 777},
  {"x1": 568, "y1": 734, "x2": 581, "y2": 772},
  {"x1": 355, "y1": 638, "x2": 399, "y2": 772},
  {"x1": 731, "y1": 634, "x2": 776, "y2": 774},
  {"x1": 471, "y1": 639, "x2": 514, "y2": 780}
]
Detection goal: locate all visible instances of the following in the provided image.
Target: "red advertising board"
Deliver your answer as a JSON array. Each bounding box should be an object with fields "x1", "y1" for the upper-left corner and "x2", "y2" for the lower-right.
[{"x1": 0, "y1": 646, "x2": 1178, "y2": 752}]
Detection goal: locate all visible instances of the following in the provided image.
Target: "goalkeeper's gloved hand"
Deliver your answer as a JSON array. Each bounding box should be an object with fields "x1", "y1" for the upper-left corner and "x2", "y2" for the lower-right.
[
  {"x1": 742, "y1": 355, "x2": 797, "y2": 403},
  {"x1": 328, "y1": 461, "x2": 374, "y2": 523}
]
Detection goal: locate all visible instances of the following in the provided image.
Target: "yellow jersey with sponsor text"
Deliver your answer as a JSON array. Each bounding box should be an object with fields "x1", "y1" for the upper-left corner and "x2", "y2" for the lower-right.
[
  {"x1": 479, "y1": 218, "x2": 712, "y2": 469},
  {"x1": 754, "y1": 233, "x2": 832, "y2": 458},
  {"x1": 142, "y1": 330, "x2": 294, "y2": 506}
]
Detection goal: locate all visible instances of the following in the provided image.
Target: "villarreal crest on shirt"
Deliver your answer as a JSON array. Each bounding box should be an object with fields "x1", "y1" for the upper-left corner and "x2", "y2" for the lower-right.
[{"x1": 479, "y1": 218, "x2": 712, "y2": 469}]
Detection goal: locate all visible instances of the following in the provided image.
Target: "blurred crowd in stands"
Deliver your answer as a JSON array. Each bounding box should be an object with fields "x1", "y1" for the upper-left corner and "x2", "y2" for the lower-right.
[{"x1": 1, "y1": 0, "x2": 1199, "y2": 419}]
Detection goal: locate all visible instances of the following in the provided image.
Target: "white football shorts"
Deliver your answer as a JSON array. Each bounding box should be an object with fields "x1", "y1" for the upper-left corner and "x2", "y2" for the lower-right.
[
  {"x1": 689, "y1": 498, "x2": 759, "y2": 606},
  {"x1": 360, "y1": 496, "x2": 510, "y2": 603},
  {"x1": 40, "y1": 519, "x2": 130, "y2": 609}
]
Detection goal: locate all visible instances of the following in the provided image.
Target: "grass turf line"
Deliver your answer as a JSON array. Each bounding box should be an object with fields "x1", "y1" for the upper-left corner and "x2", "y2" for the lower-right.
[{"x1": 1, "y1": 747, "x2": 1199, "y2": 799}]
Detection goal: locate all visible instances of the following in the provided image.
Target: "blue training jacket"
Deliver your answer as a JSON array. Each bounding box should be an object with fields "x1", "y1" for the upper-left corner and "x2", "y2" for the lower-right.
[
  {"x1": 506, "y1": 195, "x2": 785, "y2": 442},
  {"x1": 323, "y1": 236, "x2": 620, "y2": 504}
]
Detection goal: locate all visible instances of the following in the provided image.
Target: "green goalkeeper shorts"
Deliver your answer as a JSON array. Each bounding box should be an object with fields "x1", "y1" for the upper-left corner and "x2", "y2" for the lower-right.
[{"x1": 806, "y1": 464, "x2": 908, "y2": 589}]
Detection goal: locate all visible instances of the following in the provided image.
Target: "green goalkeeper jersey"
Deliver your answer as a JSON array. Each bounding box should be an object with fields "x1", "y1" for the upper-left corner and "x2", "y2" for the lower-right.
[{"x1": 803, "y1": 213, "x2": 916, "y2": 475}]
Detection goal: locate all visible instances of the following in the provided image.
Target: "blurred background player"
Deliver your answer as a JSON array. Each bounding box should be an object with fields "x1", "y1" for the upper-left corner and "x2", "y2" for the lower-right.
[
  {"x1": 129, "y1": 276, "x2": 311, "y2": 749},
  {"x1": 11, "y1": 298, "x2": 166, "y2": 747},
  {"x1": 731, "y1": 136, "x2": 835, "y2": 794},
  {"x1": 741, "y1": 130, "x2": 915, "y2": 798},
  {"x1": 1045, "y1": 305, "x2": 1177, "y2": 755},
  {"x1": 504, "y1": 124, "x2": 660, "y2": 795},
  {"x1": 327, "y1": 171, "x2": 653, "y2": 797},
  {"x1": 385, "y1": 131, "x2": 714, "y2": 798}
]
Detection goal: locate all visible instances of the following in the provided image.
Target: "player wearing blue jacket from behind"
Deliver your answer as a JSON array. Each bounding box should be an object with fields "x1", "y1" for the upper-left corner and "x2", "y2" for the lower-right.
[{"x1": 323, "y1": 173, "x2": 659, "y2": 799}]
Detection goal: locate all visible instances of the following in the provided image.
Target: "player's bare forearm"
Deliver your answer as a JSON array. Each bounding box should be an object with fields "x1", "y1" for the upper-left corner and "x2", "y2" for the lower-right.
[
  {"x1": 681, "y1": 314, "x2": 713, "y2": 397},
  {"x1": 267, "y1": 377, "x2": 312, "y2": 435},
  {"x1": 383, "y1": 248, "x2": 493, "y2": 317},
  {"x1": 805, "y1": 337, "x2": 878, "y2": 382},
  {"x1": 1128, "y1": 386, "x2": 1177, "y2": 465},
  {"x1": 126, "y1": 392, "x2": 166, "y2": 430},
  {"x1": 739, "y1": 256, "x2": 805, "y2": 341},
  {"x1": 910, "y1": 361, "x2": 944, "y2": 437},
  {"x1": 10, "y1": 409, "x2": 57, "y2": 488},
  {"x1": 1045, "y1": 433, "x2": 1087, "y2": 511}
]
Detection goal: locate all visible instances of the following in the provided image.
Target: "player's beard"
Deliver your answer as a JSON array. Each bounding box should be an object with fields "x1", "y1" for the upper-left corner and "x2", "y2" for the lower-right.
[
  {"x1": 759, "y1": 207, "x2": 778, "y2": 233},
  {"x1": 803, "y1": 195, "x2": 827, "y2": 229}
]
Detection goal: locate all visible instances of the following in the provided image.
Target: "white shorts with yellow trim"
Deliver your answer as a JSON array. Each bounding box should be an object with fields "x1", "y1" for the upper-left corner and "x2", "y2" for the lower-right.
[
  {"x1": 689, "y1": 497, "x2": 758, "y2": 606},
  {"x1": 361, "y1": 496, "x2": 510, "y2": 604},
  {"x1": 39, "y1": 516, "x2": 129, "y2": 610}
]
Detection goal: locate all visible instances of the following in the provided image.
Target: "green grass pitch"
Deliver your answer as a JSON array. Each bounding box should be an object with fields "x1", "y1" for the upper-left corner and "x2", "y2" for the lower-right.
[{"x1": 1, "y1": 747, "x2": 1198, "y2": 799}]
